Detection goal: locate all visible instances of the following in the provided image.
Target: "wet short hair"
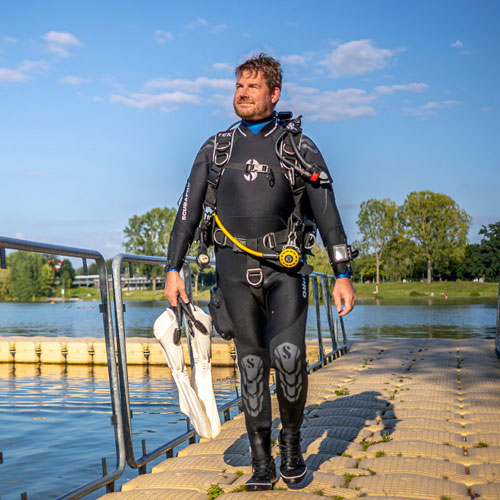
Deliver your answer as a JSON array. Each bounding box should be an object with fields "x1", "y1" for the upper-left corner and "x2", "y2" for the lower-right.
[{"x1": 235, "y1": 53, "x2": 282, "y2": 90}]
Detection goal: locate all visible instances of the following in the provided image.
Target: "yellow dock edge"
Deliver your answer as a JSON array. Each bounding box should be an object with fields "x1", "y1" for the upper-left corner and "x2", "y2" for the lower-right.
[{"x1": 0, "y1": 337, "x2": 331, "y2": 367}]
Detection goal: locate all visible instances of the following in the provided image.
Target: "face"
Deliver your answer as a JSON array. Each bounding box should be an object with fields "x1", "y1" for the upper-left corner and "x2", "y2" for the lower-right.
[{"x1": 233, "y1": 70, "x2": 280, "y2": 120}]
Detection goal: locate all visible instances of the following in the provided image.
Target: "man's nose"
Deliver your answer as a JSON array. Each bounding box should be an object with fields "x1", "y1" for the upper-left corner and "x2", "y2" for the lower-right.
[{"x1": 237, "y1": 87, "x2": 249, "y2": 99}]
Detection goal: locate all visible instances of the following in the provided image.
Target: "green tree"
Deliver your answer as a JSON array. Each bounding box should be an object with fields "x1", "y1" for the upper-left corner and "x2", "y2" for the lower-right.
[
  {"x1": 40, "y1": 262, "x2": 55, "y2": 296},
  {"x1": 357, "y1": 198, "x2": 398, "y2": 284},
  {"x1": 123, "y1": 207, "x2": 177, "y2": 290},
  {"x1": 308, "y1": 244, "x2": 333, "y2": 275},
  {"x1": 59, "y1": 259, "x2": 75, "y2": 287},
  {"x1": 463, "y1": 222, "x2": 500, "y2": 281},
  {"x1": 0, "y1": 268, "x2": 13, "y2": 300},
  {"x1": 7, "y1": 251, "x2": 49, "y2": 301},
  {"x1": 400, "y1": 191, "x2": 471, "y2": 283}
]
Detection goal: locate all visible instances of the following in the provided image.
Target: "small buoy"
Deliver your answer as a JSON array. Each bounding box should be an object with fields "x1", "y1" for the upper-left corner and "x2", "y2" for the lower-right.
[{"x1": 50, "y1": 301, "x2": 55, "y2": 305}]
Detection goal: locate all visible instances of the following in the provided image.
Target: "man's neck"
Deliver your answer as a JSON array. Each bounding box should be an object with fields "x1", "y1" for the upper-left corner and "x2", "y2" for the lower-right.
[{"x1": 241, "y1": 114, "x2": 274, "y2": 134}]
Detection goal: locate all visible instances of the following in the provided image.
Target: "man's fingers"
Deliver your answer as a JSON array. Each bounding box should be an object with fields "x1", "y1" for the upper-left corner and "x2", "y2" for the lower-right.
[
  {"x1": 179, "y1": 289, "x2": 189, "y2": 304},
  {"x1": 334, "y1": 292, "x2": 342, "y2": 314}
]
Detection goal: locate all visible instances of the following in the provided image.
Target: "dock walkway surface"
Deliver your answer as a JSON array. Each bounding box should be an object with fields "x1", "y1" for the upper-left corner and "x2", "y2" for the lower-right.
[{"x1": 99, "y1": 338, "x2": 500, "y2": 500}]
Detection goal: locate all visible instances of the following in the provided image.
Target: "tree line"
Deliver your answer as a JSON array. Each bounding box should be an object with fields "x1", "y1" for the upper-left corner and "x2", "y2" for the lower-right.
[
  {"x1": 2, "y1": 189, "x2": 497, "y2": 301},
  {"x1": 0, "y1": 254, "x2": 75, "y2": 301},
  {"x1": 354, "y1": 191, "x2": 498, "y2": 284}
]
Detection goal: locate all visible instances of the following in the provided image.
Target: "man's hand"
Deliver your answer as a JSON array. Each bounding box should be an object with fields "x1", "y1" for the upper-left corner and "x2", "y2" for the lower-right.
[
  {"x1": 163, "y1": 271, "x2": 189, "y2": 306},
  {"x1": 333, "y1": 277, "x2": 356, "y2": 317}
]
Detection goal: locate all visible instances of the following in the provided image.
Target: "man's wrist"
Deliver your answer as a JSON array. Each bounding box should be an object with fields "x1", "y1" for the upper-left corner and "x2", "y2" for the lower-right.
[
  {"x1": 336, "y1": 270, "x2": 351, "y2": 279},
  {"x1": 167, "y1": 267, "x2": 179, "y2": 273}
]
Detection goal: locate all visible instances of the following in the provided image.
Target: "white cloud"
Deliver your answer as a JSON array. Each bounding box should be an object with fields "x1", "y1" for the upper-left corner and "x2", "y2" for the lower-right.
[
  {"x1": 42, "y1": 31, "x2": 82, "y2": 57},
  {"x1": 0, "y1": 67, "x2": 29, "y2": 83},
  {"x1": 443, "y1": 100, "x2": 461, "y2": 107},
  {"x1": 451, "y1": 40, "x2": 464, "y2": 48},
  {"x1": 59, "y1": 75, "x2": 86, "y2": 85},
  {"x1": 404, "y1": 99, "x2": 462, "y2": 117},
  {"x1": 212, "y1": 62, "x2": 233, "y2": 72},
  {"x1": 283, "y1": 82, "x2": 376, "y2": 121},
  {"x1": 145, "y1": 76, "x2": 234, "y2": 92},
  {"x1": 3, "y1": 36, "x2": 18, "y2": 43},
  {"x1": 104, "y1": 241, "x2": 121, "y2": 249},
  {"x1": 375, "y1": 83, "x2": 428, "y2": 95},
  {"x1": 154, "y1": 30, "x2": 174, "y2": 44},
  {"x1": 281, "y1": 54, "x2": 306, "y2": 66},
  {"x1": 18, "y1": 59, "x2": 51, "y2": 75},
  {"x1": 321, "y1": 39, "x2": 398, "y2": 77},
  {"x1": 186, "y1": 17, "x2": 208, "y2": 30},
  {"x1": 110, "y1": 91, "x2": 200, "y2": 109},
  {"x1": 14, "y1": 233, "x2": 25, "y2": 239},
  {"x1": 211, "y1": 24, "x2": 227, "y2": 34},
  {"x1": 422, "y1": 101, "x2": 440, "y2": 110},
  {"x1": 481, "y1": 106, "x2": 492, "y2": 112},
  {"x1": 1, "y1": 59, "x2": 52, "y2": 84}
]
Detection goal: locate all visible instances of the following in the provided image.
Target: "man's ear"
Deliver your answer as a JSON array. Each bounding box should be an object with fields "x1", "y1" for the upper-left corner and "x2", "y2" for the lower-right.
[{"x1": 271, "y1": 87, "x2": 280, "y2": 104}]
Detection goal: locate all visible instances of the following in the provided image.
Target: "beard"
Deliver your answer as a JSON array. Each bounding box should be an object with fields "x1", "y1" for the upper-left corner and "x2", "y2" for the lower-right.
[{"x1": 233, "y1": 99, "x2": 273, "y2": 120}]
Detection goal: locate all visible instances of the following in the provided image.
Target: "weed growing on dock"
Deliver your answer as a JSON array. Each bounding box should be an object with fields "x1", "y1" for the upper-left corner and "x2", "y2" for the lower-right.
[
  {"x1": 230, "y1": 485, "x2": 246, "y2": 493},
  {"x1": 335, "y1": 388, "x2": 350, "y2": 396},
  {"x1": 234, "y1": 470, "x2": 244, "y2": 478},
  {"x1": 342, "y1": 473, "x2": 357, "y2": 487},
  {"x1": 207, "y1": 484, "x2": 225, "y2": 498},
  {"x1": 475, "y1": 442, "x2": 488, "y2": 448},
  {"x1": 313, "y1": 490, "x2": 325, "y2": 495},
  {"x1": 375, "y1": 451, "x2": 386, "y2": 458},
  {"x1": 341, "y1": 452, "x2": 353, "y2": 457},
  {"x1": 440, "y1": 496, "x2": 451, "y2": 500},
  {"x1": 331, "y1": 496, "x2": 344, "y2": 500}
]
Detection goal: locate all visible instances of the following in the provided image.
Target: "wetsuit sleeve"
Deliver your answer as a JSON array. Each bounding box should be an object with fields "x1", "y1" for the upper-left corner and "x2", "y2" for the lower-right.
[
  {"x1": 167, "y1": 137, "x2": 214, "y2": 270},
  {"x1": 300, "y1": 135, "x2": 350, "y2": 277}
]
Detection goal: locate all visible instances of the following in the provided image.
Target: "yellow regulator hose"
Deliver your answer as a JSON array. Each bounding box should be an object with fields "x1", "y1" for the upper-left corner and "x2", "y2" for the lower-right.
[{"x1": 212, "y1": 212, "x2": 264, "y2": 258}]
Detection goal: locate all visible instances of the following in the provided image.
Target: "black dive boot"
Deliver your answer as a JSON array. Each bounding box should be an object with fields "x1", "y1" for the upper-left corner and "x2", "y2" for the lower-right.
[
  {"x1": 245, "y1": 430, "x2": 277, "y2": 491},
  {"x1": 279, "y1": 430, "x2": 307, "y2": 485}
]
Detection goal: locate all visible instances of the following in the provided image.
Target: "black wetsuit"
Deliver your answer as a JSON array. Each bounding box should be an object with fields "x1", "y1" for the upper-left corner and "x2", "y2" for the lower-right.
[{"x1": 168, "y1": 116, "x2": 348, "y2": 436}]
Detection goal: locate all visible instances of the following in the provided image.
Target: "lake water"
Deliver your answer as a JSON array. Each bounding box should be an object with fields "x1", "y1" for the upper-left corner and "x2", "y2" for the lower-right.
[
  {"x1": 0, "y1": 297, "x2": 498, "y2": 341},
  {"x1": 0, "y1": 298, "x2": 498, "y2": 500}
]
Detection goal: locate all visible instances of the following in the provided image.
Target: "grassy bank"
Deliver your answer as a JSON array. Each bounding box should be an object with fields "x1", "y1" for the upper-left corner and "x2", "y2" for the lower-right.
[
  {"x1": 1, "y1": 281, "x2": 496, "y2": 303},
  {"x1": 67, "y1": 281, "x2": 497, "y2": 302},
  {"x1": 353, "y1": 280, "x2": 498, "y2": 299}
]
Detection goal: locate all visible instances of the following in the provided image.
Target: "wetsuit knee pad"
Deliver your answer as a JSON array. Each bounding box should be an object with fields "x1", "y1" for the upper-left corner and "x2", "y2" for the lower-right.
[
  {"x1": 236, "y1": 341, "x2": 271, "y2": 420},
  {"x1": 272, "y1": 341, "x2": 307, "y2": 404}
]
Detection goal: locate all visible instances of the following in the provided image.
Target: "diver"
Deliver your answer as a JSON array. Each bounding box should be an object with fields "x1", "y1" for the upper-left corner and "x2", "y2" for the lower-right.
[{"x1": 164, "y1": 54, "x2": 356, "y2": 491}]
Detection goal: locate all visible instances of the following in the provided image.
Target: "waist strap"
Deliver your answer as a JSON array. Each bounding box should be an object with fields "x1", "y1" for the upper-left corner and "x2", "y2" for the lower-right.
[{"x1": 213, "y1": 227, "x2": 289, "y2": 253}]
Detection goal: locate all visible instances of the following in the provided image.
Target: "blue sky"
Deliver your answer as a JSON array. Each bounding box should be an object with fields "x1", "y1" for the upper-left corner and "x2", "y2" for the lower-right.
[{"x1": 1, "y1": 0, "x2": 499, "y2": 260}]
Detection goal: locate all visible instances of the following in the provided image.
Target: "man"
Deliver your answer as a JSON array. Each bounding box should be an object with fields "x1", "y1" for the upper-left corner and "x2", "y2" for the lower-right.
[{"x1": 164, "y1": 54, "x2": 356, "y2": 491}]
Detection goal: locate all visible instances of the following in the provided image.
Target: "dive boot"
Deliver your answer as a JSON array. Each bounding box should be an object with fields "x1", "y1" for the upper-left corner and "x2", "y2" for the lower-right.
[
  {"x1": 279, "y1": 430, "x2": 307, "y2": 485},
  {"x1": 245, "y1": 456, "x2": 277, "y2": 491},
  {"x1": 245, "y1": 430, "x2": 277, "y2": 491}
]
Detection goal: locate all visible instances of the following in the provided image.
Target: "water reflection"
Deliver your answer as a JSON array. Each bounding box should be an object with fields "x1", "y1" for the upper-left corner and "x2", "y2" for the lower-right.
[{"x1": 0, "y1": 363, "x2": 239, "y2": 500}]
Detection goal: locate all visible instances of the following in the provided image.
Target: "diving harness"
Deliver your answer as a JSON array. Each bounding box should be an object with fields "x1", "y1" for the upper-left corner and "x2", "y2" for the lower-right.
[{"x1": 195, "y1": 112, "x2": 344, "y2": 286}]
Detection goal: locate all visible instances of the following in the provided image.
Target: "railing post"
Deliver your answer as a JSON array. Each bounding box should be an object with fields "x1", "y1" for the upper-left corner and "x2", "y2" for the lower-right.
[
  {"x1": 496, "y1": 271, "x2": 500, "y2": 355},
  {"x1": 311, "y1": 275, "x2": 324, "y2": 365},
  {"x1": 320, "y1": 275, "x2": 337, "y2": 352}
]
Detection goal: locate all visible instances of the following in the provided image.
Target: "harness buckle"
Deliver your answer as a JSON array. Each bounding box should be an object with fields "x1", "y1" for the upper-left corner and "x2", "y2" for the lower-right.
[
  {"x1": 213, "y1": 228, "x2": 228, "y2": 247},
  {"x1": 262, "y1": 232, "x2": 277, "y2": 249},
  {"x1": 246, "y1": 268, "x2": 263, "y2": 287},
  {"x1": 214, "y1": 152, "x2": 229, "y2": 166},
  {"x1": 245, "y1": 159, "x2": 270, "y2": 174}
]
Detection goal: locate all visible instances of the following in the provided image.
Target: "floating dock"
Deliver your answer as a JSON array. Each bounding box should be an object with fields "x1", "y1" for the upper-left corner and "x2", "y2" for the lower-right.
[{"x1": 96, "y1": 338, "x2": 500, "y2": 500}]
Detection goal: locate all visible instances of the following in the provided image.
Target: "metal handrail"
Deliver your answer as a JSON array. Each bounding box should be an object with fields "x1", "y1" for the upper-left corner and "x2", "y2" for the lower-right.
[
  {"x1": 496, "y1": 272, "x2": 500, "y2": 356},
  {"x1": 111, "y1": 252, "x2": 348, "y2": 474},
  {"x1": 0, "y1": 236, "x2": 126, "y2": 499}
]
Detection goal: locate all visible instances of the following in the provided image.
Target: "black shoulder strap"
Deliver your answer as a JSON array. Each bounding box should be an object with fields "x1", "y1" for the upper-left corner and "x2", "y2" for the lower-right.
[{"x1": 204, "y1": 129, "x2": 235, "y2": 211}]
